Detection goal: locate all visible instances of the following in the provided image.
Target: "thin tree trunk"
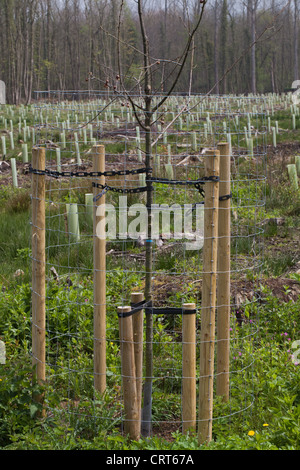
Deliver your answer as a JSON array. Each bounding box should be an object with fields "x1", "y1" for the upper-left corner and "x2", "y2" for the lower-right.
[
  {"x1": 137, "y1": 0, "x2": 154, "y2": 437},
  {"x1": 248, "y1": 0, "x2": 257, "y2": 94},
  {"x1": 214, "y1": 2, "x2": 220, "y2": 94}
]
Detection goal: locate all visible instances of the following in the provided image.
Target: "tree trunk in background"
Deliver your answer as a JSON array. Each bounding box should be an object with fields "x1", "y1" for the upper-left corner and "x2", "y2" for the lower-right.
[
  {"x1": 214, "y1": 1, "x2": 220, "y2": 94},
  {"x1": 219, "y1": 0, "x2": 228, "y2": 94},
  {"x1": 23, "y1": 1, "x2": 37, "y2": 104},
  {"x1": 248, "y1": 0, "x2": 258, "y2": 94},
  {"x1": 46, "y1": 0, "x2": 52, "y2": 97}
]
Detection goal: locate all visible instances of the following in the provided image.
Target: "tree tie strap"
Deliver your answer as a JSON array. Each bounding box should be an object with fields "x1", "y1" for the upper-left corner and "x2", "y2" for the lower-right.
[{"x1": 117, "y1": 300, "x2": 197, "y2": 318}]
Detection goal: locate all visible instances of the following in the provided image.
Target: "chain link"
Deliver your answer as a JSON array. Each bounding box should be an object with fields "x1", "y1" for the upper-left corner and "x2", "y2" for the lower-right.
[
  {"x1": 30, "y1": 164, "x2": 225, "y2": 200},
  {"x1": 29, "y1": 165, "x2": 151, "y2": 179},
  {"x1": 219, "y1": 192, "x2": 232, "y2": 201},
  {"x1": 92, "y1": 181, "x2": 151, "y2": 196},
  {"x1": 149, "y1": 175, "x2": 220, "y2": 185},
  {"x1": 149, "y1": 175, "x2": 220, "y2": 198}
]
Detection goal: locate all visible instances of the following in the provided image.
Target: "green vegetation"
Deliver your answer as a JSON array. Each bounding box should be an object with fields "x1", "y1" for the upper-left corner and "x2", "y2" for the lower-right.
[
  {"x1": 0, "y1": 280, "x2": 299, "y2": 450},
  {"x1": 0, "y1": 96, "x2": 299, "y2": 450}
]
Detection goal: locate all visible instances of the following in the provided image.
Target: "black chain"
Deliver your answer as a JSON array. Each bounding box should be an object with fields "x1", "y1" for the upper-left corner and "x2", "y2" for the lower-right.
[
  {"x1": 149, "y1": 175, "x2": 220, "y2": 198},
  {"x1": 92, "y1": 181, "x2": 151, "y2": 196},
  {"x1": 29, "y1": 165, "x2": 151, "y2": 179},
  {"x1": 193, "y1": 182, "x2": 205, "y2": 198},
  {"x1": 30, "y1": 164, "x2": 226, "y2": 201},
  {"x1": 92, "y1": 174, "x2": 222, "y2": 200},
  {"x1": 149, "y1": 175, "x2": 220, "y2": 186},
  {"x1": 219, "y1": 192, "x2": 232, "y2": 201}
]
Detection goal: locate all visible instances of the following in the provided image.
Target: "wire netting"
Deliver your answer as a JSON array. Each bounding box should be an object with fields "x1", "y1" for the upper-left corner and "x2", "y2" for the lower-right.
[{"x1": 31, "y1": 90, "x2": 268, "y2": 438}]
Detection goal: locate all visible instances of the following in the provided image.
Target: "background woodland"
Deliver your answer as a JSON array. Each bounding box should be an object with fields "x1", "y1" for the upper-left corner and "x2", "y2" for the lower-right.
[{"x1": 0, "y1": 0, "x2": 299, "y2": 104}]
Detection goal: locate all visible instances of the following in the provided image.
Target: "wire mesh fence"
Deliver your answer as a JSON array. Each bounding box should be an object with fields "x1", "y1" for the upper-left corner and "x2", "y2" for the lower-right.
[{"x1": 30, "y1": 90, "x2": 268, "y2": 442}]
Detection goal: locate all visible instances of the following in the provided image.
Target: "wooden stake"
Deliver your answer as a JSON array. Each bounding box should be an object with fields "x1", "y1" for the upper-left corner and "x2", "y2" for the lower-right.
[
  {"x1": 198, "y1": 148, "x2": 220, "y2": 445},
  {"x1": 31, "y1": 147, "x2": 46, "y2": 416},
  {"x1": 92, "y1": 145, "x2": 106, "y2": 394},
  {"x1": 182, "y1": 303, "x2": 196, "y2": 434},
  {"x1": 118, "y1": 306, "x2": 140, "y2": 441},
  {"x1": 131, "y1": 292, "x2": 144, "y2": 432},
  {"x1": 216, "y1": 142, "x2": 231, "y2": 402}
]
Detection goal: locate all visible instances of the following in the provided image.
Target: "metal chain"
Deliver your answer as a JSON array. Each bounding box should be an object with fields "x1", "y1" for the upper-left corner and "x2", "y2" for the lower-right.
[
  {"x1": 92, "y1": 182, "x2": 151, "y2": 199},
  {"x1": 149, "y1": 175, "x2": 220, "y2": 185},
  {"x1": 29, "y1": 163, "x2": 228, "y2": 201},
  {"x1": 149, "y1": 175, "x2": 220, "y2": 198}
]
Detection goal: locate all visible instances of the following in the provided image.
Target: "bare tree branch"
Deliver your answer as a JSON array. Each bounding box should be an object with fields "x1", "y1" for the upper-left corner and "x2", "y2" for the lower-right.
[{"x1": 152, "y1": 0, "x2": 208, "y2": 113}]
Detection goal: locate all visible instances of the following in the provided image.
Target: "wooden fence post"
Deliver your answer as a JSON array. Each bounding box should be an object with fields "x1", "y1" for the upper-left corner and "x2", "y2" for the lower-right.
[
  {"x1": 118, "y1": 306, "x2": 140, "y2": 441},
  {"x1": 131, "y1": 292, "x2": 144, "y2": 432},
  {"x1": 31, "y1": 146, "x2": 46, "y2": 416},
  {"x1": 198, "y1": 148, "x2": 220, "y2": 445},
  {"x1": 216, "y1": 142, "x2": 231, "y2": 402},
  {"x1": 92, "y1": 144, "x2": 106, "y2": 394},
  {"x1": 182, "y1": 303, "x2": 196, "y2": 434}
]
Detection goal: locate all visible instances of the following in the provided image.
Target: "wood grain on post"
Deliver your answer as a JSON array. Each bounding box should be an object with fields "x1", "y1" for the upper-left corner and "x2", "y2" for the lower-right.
[
  {"x1": 131, "y1": 292, "x2": 144, "y2": 431},
  {"x1": 118, "y1": 306, "x2": 140, "y2": 441},
  {"x1": 198, "y1": 148, "x2": 220, "y2": 445},
  {"x1": 182, "y1": 303, "x2": 196, "y2": 434},
  {"x1": 216, "y1": 142, "x2": 231, "y2": 402},
  {"x1": 92, "y1": 144, "x2": 106, "y2": 394},
  {"x1": 31, "y1": 147, "x2": 46, "y2": 416}
]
